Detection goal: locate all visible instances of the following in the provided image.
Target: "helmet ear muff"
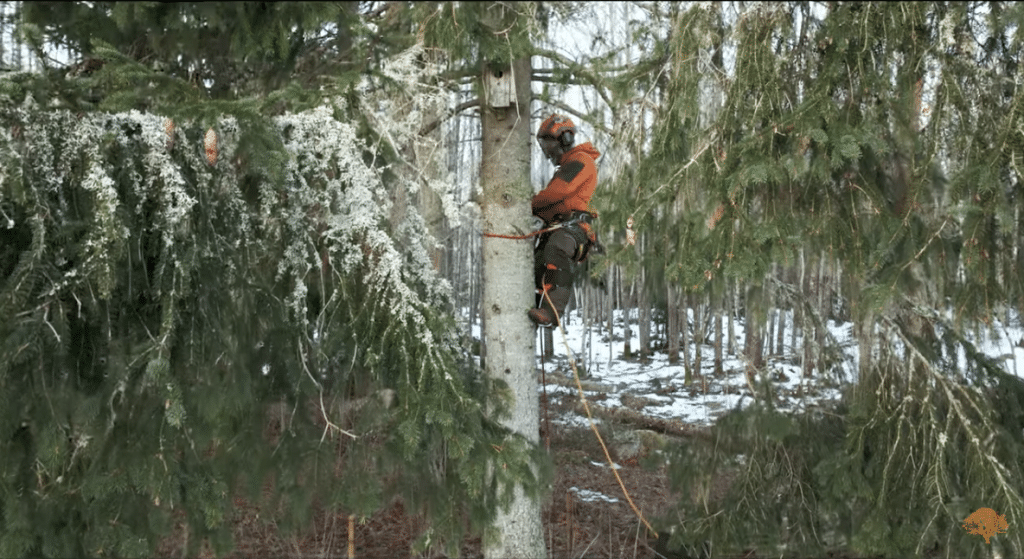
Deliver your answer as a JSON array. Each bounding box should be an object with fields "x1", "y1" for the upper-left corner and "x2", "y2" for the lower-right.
[{"x1": 558, "y1": 129, "x2": 574, "y2": 148}]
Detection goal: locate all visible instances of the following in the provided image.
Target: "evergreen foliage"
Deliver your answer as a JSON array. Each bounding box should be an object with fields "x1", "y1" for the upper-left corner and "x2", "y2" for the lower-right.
[
  {"x1": 0, "y1": 88, "x2": 538, "y2": 559},
  {"x1": 1, "y1": 3, "x2": 542, "y2": 557},
  {"x1": 7, "y1": 1, "x2": 1024, "y2": 556},
  {"x1": 600, "y1": 2, "x2": 1024, "y2": 557}
]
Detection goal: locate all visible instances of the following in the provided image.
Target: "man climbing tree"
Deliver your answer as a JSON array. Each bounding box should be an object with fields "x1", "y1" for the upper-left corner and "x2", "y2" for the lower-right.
[{"x1": 529, "y1": 114, "x2": 602, "y2": 328}]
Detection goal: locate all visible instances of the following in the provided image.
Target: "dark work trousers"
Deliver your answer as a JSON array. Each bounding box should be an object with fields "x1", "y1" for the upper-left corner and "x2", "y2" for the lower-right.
[{"x1": 534, "y1": 226, "x2": 585, "y2": 318}]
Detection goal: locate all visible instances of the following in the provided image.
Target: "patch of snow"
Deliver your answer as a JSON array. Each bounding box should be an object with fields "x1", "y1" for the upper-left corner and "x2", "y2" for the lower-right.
[
  {"x1": 537, "y1": 307, "x2": 1024, "y2": 429},
  {"x1": 569, "y1": 486, "x2": 619, "y2": 503}
]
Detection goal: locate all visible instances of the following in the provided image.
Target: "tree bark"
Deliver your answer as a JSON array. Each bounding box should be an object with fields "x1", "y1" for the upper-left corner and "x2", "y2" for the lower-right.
[
  {"x1": 667, "y1": 283, "x2": 680, "y2": 364},
  {"x1": 638, "y1": 268, "x2": 651, "y2": 364},
  {"x1": 692, "y1": 292, "x2": 703, "y2": 380},
  {"x1": 623, "y1": 277, "x2": 634, "y2": 359},
  {"x1": 713, "y1": 286, "x2": 724, "y2": 376},
  {"x1": 479, "y1": 53, "x2": 546, "y2": 558},
  {"x1": 682, "y1": 290, "x2": 692, "y2": 384},
  {"x1": 606, "y1": 265, "x2": 615, "y2": 370},
  {"x1": 727, "y1": 278, "x2": 736, "y2": 356},
  {"x1": 776, "y1": 266, "x2": 786, "y2": 356}
]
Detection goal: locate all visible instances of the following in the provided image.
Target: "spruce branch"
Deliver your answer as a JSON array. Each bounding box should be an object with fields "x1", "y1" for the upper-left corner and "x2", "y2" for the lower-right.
[
  {"x1": 418, "y1": 98, "x2": 480, "y2": 137},
  {"x1": 531, "y1": 94, "x2": 615, "y2": 137},
  {"x1": 532, "y1": 47, "x2": 617, "y2": 116}
]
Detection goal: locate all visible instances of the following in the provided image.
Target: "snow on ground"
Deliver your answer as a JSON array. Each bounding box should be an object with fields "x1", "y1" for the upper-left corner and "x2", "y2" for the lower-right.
[{"x1": 538, "y1": 308, "x2": 1024, "y2": 428}]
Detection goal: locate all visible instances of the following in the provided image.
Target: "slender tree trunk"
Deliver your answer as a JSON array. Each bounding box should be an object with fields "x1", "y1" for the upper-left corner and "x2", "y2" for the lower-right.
[
  {"x1": 776, "y1": 266, "x2": 786, "y2": 355},
  {"x1": 744, "y1": 283, "x2": 764, "y2": 386},
  {"x1": 682, "y1": 291, "x2": 692, "y2": 384},
  {"x1": 579, "y1": 275, "x2": 590, "y2": 375},
  {"x1": 714, "y1": 286, "x2": 724, "y2": 376},
  {"x1": 727, "y1": 278, "x2": 736, "y2": 356},
  {"x1": 667, "y1": 284, "x2": 680, "y2": 364},
  {"x1": 800, "y1": 247, "x2": 814, "y2": 378},
  {"x1": 692, "y1": 292, "x2": 703, "y2": 380},
  {"x1": 623, "y1": 278, "x2": 634, "y2": 359},
  {"x1": 815, "y1": 250, "x2": 827, "y2": 372},
  {"x1": 606, "y1": 265, "x2": 615, "y2": 370},
  {"x1": 479, "y1": 52, "x2": 546, "y2": 558},
  {"x1": 790, "y1": 265, "x2": 799, "y2": 360},
  {"x1": 639, "y1": 269, "x2": 651, "y2": 364}
]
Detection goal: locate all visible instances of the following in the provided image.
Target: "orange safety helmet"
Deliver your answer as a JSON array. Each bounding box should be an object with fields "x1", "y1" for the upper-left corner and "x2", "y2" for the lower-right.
[
  {"x1": 537, "y1": 114, "x2": 576, "y2": 164},
  {"x1": 537, "y1": 114, "x2": 576, "y2": 147}
]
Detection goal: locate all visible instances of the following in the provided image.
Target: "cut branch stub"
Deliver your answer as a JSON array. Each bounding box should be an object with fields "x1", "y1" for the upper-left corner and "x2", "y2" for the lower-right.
[
  {"x1": 164, "y1": 119, "x2": 174, "y2": 152},
  {"x1": 204, "y1": 127, "x2": 217, "y2": 166}
]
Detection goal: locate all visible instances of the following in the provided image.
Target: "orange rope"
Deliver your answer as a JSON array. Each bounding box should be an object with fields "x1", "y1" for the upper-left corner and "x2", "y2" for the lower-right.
[
  {"x1": 542, "y1": 290, "x2": 658, "y2": 538},
  {"x1": 482, "y1": 224, "x2": 562, "y2": 240}
]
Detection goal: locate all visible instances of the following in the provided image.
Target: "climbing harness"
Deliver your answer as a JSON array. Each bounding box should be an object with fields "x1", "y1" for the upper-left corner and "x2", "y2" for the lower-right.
[{"x1": 483, "y1": 210, "x2": 604, "y2": 262}]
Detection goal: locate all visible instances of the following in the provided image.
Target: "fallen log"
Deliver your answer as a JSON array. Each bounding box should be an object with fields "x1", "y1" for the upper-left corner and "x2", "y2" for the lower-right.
[{"x1": 571, "y1": 400, "x2": 713, "y2": 441}]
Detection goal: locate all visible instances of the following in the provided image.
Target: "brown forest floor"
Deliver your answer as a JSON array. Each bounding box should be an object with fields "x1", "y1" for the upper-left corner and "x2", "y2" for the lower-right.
[{"x1": 156, "y1": 388, "x2": 865, "y2": 559}]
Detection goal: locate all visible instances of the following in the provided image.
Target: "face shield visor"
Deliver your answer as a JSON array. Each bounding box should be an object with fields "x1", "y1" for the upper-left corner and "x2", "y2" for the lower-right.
[{"x1": 537, "y1": 135, "x2": 562, "y2": 165}]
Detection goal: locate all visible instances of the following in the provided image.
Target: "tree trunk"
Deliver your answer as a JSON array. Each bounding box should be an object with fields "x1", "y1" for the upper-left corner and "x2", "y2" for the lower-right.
[
  {"x1": 667, "y1": 284, "x2": 680, "y2": 364},
  {"x1": 714, "y1": 286, "x2": 724, "y2": 376},
  {"x1": 479, "y1": 52, "x2": 546, "y2": 558},
  {"x1": 790, "y1": 268, "x2": 799, "y2": 360},
  {"x1": 744, "y1": 283, "x2": 764, "y2": 386},
  {"x1": 800, "y1": 247, "x2": 814, "y2": 378},
  {"x1": 727, "y1": 278, "x2": 736, "y2": 356},
  {"x1": 606, "y1": 265, "x2": 615, "y2": 370},
  {"x1": 776, "y1": 267, "x2": 786, "y2": 356},
  {"x1": 638, "y1": 268, "x2": 651, "y2": 364},
  {"x1": 623, "y1": 277, "x2": 634, "y2": 359},
  {"x1": 692, "y1": 292, "x2": 703, "y2": 380},
  {"x1": 682, "y1": 290, "x2": 692, "y2": 383},
  {"x1": 815, "y1": 250, "x2": 827, "y2": 372}
]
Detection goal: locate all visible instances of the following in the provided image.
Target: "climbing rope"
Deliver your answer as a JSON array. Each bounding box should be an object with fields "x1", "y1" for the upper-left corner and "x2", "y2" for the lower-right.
[
  {"x1": 482, "y1": 222, "x2": 563, "y2": 240},
  {"x1": 484, "y1": 218, "x2": 655, "y2": 534},
  {"x1": 541, "y1": 289, "x2": 658, "y2": 538}
]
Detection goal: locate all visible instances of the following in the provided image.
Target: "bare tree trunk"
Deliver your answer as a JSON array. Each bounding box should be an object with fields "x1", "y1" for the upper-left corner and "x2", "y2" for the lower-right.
[
  {"x1": 623, "y1": 277, "x2": 634, "y2": 359},
  {"x1": 776, "y1": 266, "x2": 786, "y2": 355},
  {"x1": 856, "y1": 304, "x2": 874, "y2": 387},
  {"x1": 790, "y1": 264, "x2": 799, "y2": 360},
  {"x1": 667, "y1": 284, "x2": 680, "y2": 364},
  {"x1": 800, "y1": 247, "x2": 814, "y2": 378},
  {"x1": 479, "y1": 51, "x2": 546, "y2": 559},
  {"x1": 682, "y1": 291, "x2": 692, "y2": 384},
  {"x1": 714, "y1": 286, "x2": 724, "y2": 376},
  {"x1": 744, "y1": 283, "x2": 765, "y2": 386},
  {"x1": 766, "y1": 276, "x2": 777, "y2": 359},
  {"x1": 639, "y1": 268, "x2": 651, "y2": 364},
  {"x1": 727, "y1": 278, "x2": 736, "y2": 356},
  {"x1": 815, "y1": 250, "x2": 827, "y2": 372},
  {"x1": 606, "y1": 265, "x2": 615, "y2": 370},
  {"x1": 579, "y1": 274, "x2": 591, "y2": 375},
  {"x1": 692, "y1": 292, "x2": 703, "y2": 380}
]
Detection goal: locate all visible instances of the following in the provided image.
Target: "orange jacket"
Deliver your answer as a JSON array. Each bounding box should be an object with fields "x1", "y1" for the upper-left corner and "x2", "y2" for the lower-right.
[{"x1": 531, "y1": 142, "x2": 601, "y2": 224}]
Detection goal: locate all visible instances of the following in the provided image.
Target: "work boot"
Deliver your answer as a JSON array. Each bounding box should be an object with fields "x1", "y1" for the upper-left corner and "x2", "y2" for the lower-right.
[
  {"x1": 528, "y1": 307, "x2": 556, "y2": 328},
  {"x1": 529, "y1": 285, "x2": 569, "y2": 328}
]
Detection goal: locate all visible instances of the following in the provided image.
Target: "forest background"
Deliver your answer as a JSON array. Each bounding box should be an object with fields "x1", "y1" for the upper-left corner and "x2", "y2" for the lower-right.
[{"x1": 1, "y1": 1, "x2": 1024, "y2": 558}]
